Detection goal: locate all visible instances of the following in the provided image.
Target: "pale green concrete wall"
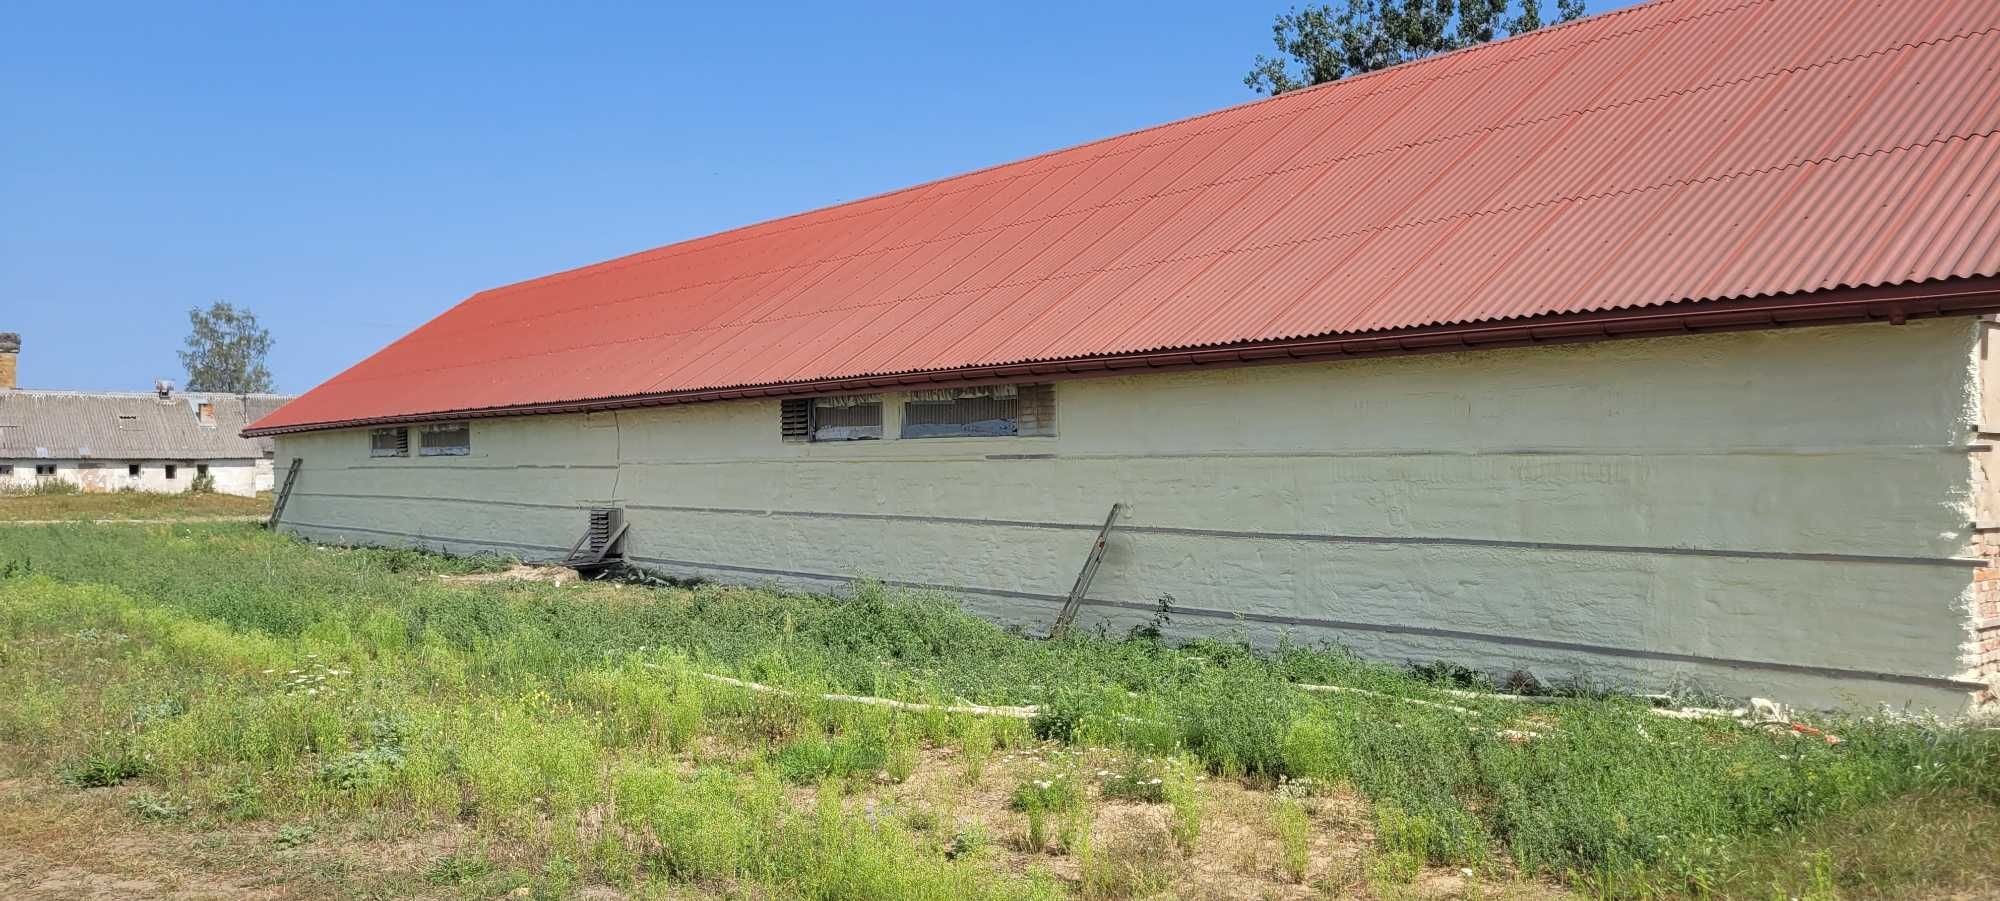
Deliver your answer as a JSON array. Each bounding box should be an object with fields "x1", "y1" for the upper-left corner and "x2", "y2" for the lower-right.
[{"x1": 275, "y1": 318, "x2": 1993, "y2": 711}]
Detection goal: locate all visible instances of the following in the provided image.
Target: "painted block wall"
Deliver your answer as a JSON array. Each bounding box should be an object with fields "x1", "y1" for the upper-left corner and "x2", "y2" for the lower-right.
[
  {"x1": 0, "y1": 458, "x2": 263, "y2": 496},
  {"x1": 274, "y1": 318, "x2": 1993, "y2": 711}
]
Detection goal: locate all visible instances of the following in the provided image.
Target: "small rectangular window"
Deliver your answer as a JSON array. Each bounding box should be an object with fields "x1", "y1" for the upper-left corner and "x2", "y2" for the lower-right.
[
  {"x1": 165, "y1": 464, "x2": 178, "y2": 480},
  {"x1": 0, "y1": 464, "x2": 11, "y2": 476},
  {"x1": 196, "y1": 463, "x2": 209, "y2": 477},
  {"x1": 35, "y1": 463, "x2": 57, "y2": 477},
  {"x1": 811, "y1": 395, "x2": 882, "y2": 441},
  {"x1": 901, "y1": 384, "x2": 1054, "y2": 439},
  {"x1": 780, "y1": 396, "x2": 884, "y2": 442},
  {"x1": 370, "y1": 427, "x2": 410, "y2": 457},
  {"x1": 419, "y1": 423, "x2": 471, "y2": 456},
  {"x1": 128, "y1": 464, "x2": 141, "y2": 477}
]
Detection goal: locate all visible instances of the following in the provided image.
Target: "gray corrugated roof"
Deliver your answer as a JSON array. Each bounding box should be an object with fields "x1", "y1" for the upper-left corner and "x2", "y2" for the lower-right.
[{"x1": 0, "y1": 390, "x2": 296, "y2": 460}]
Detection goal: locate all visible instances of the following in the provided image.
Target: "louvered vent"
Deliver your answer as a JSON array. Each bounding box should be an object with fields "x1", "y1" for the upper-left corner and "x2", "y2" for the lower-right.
[
  {"x1": 584, "y1": 507, "x2": 622, "y2": 555},
  {"x1": 369, "y1": 427, "x2": 409, "y2": 457},
  {"x1": 780, "y1": 398, "x2": 811, "y2": 442},
  {"x1": 564, "y1": 507, "x2": 627, "y2": 570},
  {"x1": 1017, "y1": 384, "x2": 1056, "y2": 437}
]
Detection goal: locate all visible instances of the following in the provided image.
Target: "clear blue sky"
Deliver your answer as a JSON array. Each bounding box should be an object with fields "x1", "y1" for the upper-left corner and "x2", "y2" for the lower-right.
[{"x1": 2, "y1": 1, "x2": 1630, "y2": 394}]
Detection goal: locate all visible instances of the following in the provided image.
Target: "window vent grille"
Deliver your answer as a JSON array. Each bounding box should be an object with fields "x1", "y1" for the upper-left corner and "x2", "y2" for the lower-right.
[
  {"x1": 584, "y1": 507, "x2": 620, "y2": 555},
  {"x1": 419, "y1": 423, "x2": 471, "y2": 456},
  {"x1": 902, "y1": 383, "x2": 1055, "y2": 438},
  {"x1": 370, "y1": 427, "x2": 409, "y2": 457},
  {"x1": 564, "y1": 507, "x2": 628, "y2": 572},
  {"x1": 780, "y1": 398, "x2": 811, "y2": 442}
]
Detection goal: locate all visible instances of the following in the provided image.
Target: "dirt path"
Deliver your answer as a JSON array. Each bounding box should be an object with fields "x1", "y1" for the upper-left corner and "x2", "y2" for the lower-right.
[{"x1": 0, "y1": 768, "x2": 464, "y2": 900}]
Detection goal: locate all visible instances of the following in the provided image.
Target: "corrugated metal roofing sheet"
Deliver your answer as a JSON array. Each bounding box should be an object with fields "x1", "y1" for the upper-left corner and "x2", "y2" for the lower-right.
[
  {"x1": 252, "y1": 0, "x2": 2000, "y2": 435},
  {"x1": 2, "y1": 392, "x2": 293, "y2": 459}
]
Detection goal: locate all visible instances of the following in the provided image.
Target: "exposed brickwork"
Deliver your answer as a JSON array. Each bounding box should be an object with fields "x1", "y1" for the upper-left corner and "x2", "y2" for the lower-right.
[{"x1": 1970, "y1": 534, "x2": 2000, "y2": 708}]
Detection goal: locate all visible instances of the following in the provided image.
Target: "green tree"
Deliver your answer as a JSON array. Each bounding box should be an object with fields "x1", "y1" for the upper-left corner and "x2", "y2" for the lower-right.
[
  {"x1": 1246, "y1": 0, "x2": 1587, "y2": 94},
  {"x1": 179, "y1": 301, "x2": 274, "y2": 393}
]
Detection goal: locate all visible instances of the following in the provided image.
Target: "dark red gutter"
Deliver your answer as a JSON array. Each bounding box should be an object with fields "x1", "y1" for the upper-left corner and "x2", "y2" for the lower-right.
[{"x1": 244, "y1": 275, "x2": 2000, "y2": 437}]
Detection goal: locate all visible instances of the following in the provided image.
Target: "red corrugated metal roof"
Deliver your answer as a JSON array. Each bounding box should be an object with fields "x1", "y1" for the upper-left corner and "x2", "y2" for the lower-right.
[{"x1": 251, "y1": 0, "x2": 2000, "y2": 435}]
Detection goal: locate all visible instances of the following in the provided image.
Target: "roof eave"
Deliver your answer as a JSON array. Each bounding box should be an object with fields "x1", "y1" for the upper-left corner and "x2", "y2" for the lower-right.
[{"x1": 243, "y1": 275, "x2": 2000, "y2": 438}]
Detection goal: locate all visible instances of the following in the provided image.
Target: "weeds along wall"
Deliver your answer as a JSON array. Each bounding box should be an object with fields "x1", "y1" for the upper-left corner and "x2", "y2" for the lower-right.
[{"x1": 273, "y1": 318, "x2": 1992, "y2": 712}]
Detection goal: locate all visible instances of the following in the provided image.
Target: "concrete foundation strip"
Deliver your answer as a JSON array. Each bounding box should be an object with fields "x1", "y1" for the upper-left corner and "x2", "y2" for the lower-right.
[{"x1": 277, "y1": 520, "x2": 1991, "y2": 693}]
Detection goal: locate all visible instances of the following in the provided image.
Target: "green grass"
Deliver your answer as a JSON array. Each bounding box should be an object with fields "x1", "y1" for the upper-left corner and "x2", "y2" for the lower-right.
[
  {"x1": 0, "y1": 488, "x2": 270, "y2": 521},
  {"x1": 0, "y1": 522, "x2": 1996, "y2": 897}
]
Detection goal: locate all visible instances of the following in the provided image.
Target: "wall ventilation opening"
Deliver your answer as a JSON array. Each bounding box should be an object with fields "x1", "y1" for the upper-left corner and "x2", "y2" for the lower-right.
[
  {"x1": 563, "y1": 507, "x2": 628, "y2": 574},
  {"x1": 902, "y1": 383, "x2": 1055, "y2": 438},
  {"x1": 419, "y1": 423, "x2": 471, "y2": 456},
  {"x1": 371, "y1": 427, "x2": 410, "y2": 457},
  {"x1": 780, "y1": 398, "x2": 811, "y2": 442}
]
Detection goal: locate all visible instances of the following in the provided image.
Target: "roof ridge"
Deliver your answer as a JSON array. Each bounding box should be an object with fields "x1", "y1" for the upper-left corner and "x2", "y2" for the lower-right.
[
  {"x1": 468, "y1": 0, "x2": 1719, "y2": 305},
  {"x1": 3, "y1": 389, "x2": 295, "y2": 399}
]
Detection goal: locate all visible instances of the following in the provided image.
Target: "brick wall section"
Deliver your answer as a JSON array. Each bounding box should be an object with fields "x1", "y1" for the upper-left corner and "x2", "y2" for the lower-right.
[{"x1": 1972, "y1": 533, "x2": 2000, "y2": 704}]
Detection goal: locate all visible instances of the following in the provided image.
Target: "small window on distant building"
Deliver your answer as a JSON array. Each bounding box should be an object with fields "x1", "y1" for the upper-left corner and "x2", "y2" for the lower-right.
[
  {"x1": 196, "y1": 402, "x2": 216, "y2": 427},
  {"x1": 419, "y1": 423, "x2": 471, "y2": 456},
  {"x1": 128, "y1": 464, "x2": 141, "y2": 477},
  {"x1": 196, "y1": 463, "x2": 209, "y2": 477},
  {"x1": 901, "y1": 384, "x2": 1055, "y2": 439},
  {"x1": 370, "y1": 427, "x2": 410, "y2": 457},
  {"x1": 34, "y1": 464, "x2": 57, "y2": 477},
  {"x1": 0, "y1": 464, "x2": 11, "y2": 476},
  {"x1": 164, "y1": 464, "x2": 178, "y2": 480}
]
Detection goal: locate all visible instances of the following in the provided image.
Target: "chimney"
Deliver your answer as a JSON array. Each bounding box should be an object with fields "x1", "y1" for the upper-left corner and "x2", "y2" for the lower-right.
[
  {"x1": 155, "y1": 379, "x2": 174, "y2": 401},
  {"x1": 0, "y1": 332, "x2": 18, "y2": 391}
]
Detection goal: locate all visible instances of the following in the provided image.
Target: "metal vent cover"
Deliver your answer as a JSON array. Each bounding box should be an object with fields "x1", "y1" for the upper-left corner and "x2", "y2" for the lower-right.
[{"x1": 780, "y1": 398, "x2": 810, "y2": 442}]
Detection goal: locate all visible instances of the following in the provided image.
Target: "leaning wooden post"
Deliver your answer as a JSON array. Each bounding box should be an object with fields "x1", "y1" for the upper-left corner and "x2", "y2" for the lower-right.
[
  {"x1": 267, "y1": 457, "x2": 302, "y2": 530},
  {"x1": 1051, "y1": 503, "x2": 1123, "y2": 639}
]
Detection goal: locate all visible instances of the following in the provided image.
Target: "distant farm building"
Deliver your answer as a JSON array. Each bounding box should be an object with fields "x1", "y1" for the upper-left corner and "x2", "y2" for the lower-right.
[
  {"x1": 251, "y1": 0, "x2": 2000, "y2": 711},
  {"x1": 0, "y1": 334, "x2": 289, "y2": 497}
]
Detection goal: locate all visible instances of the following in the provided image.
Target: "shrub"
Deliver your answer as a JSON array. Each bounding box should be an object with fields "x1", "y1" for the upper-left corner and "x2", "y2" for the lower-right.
[
  {"x1": 960, "y1": 716, "x2": 994, "y2": 785},
  {"x1": 1098, "y1": 755, "x2": 1169, "y2": 803},
  {"x1": 773, "y1": 733, "x2": 889, "y2": 785},
  {"x1": 273, "y1": 823, "x2": 316, "y2": 849},
  {"x1": 1162, "y1": 756, "x2": 1203, "y2": 854},
  {"x1": 1275, "y1": 796, "x2": 1310, "y2": 882},
  {"x1": 125, "y1": 792, "x2": 191, "y2": 822},
  {"x1": 58, "y1": 738, "x2": 146, "y2": 788}
]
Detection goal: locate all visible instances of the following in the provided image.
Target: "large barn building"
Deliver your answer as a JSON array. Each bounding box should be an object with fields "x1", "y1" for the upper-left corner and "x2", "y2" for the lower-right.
[{"x1": 250, "y1": 0, "x2": 2000, "y2": 712}]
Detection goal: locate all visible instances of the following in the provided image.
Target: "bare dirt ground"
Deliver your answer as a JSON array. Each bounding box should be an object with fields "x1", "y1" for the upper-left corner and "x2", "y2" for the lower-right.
[
  {"x1": 0, "y1": 760, "x2": 470, "y2": 900},
  {"x1": 441, "y1": 564, "x2": 580, "y2": 586},
  {"x1": 0, "y1": 744, "x2": 1570, "y2": 900}
]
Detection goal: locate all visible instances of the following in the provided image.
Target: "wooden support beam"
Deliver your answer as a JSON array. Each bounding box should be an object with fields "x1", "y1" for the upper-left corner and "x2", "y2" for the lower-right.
[
  {"x1": 267, "y1": 458, "x2": 302, "y2": 530},
  {"x1": 1051, "y1": 503, "x2": 1123, "y2": 639}
]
